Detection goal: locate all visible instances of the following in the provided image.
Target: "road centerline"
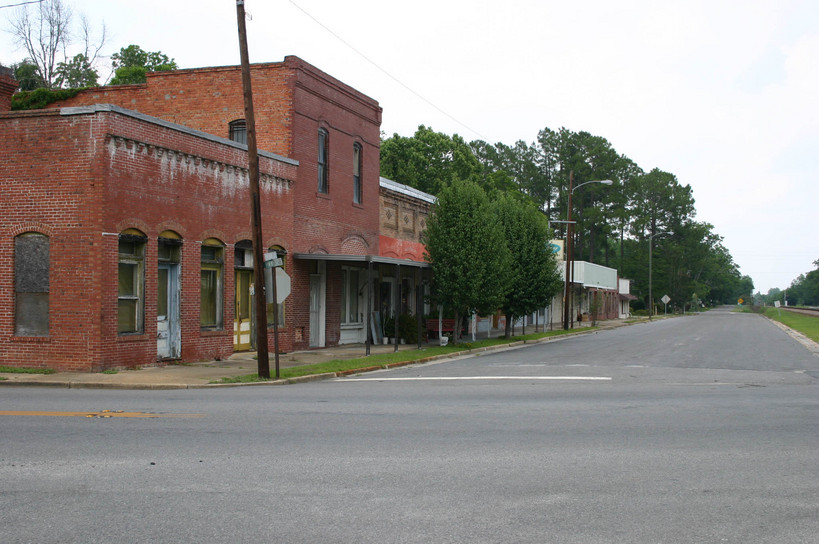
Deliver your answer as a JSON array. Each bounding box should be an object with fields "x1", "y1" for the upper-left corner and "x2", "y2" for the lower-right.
[{"x1": 337, "y1": 376, "x2": 612, "y2": 382}]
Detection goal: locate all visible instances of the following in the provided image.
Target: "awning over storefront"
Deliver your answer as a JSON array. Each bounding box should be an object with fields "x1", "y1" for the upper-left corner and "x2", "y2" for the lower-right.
[
  {"x1": 293, "y1": 253, "x2": 430, "y2": 268},
  {"x1": 293, "y1": 253, "x2": 429, "y2": 355}
]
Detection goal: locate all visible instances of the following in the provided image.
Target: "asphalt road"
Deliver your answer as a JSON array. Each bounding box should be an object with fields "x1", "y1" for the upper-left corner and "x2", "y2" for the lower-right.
[{"x1": 1, "y1": 308, "x2": 817, "y2": 543}]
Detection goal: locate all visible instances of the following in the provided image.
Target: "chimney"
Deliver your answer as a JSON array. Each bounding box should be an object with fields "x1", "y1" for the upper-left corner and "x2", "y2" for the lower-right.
[{"x1": 0, "y1": 66, "x2": 19, "y2": 112}]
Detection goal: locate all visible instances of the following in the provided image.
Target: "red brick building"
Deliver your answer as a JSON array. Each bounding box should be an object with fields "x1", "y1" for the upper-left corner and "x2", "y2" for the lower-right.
[{"x1": 1, "y1": 57, "x2": 429, "y2": 371}]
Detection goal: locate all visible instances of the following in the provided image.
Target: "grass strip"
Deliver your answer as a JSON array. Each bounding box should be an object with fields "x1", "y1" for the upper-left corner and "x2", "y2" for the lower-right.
[
  {"x1": 763, "y1": 307, "x2": 819, "y2": 343},
  {"x1": 210, "y1": 328, "x2": 586, "y2": 384},
  {"x1": 0, "y1": 365, "x2": 56, "y2": 375}
]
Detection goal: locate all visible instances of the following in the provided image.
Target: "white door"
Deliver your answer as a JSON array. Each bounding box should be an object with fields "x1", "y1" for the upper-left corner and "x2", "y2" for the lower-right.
[
  {"x1": 309, "y1": 262, "x2": 326, "y2": 347},
  {"x1": 157, "y1": 263, "x2": 180, "y2": 359}
]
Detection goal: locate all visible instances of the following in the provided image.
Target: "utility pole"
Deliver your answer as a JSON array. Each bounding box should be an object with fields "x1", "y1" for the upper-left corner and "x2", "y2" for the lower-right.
[
  {"x1": 236, "y1": 0, "x2": 270, "y2": 379},
  {"x1": 563, "y1": 171, "x2": 575, "y2": 330}
]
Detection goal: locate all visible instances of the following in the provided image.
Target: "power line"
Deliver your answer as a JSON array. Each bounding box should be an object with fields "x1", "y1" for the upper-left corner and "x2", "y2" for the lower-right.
[
  {"x1": 0, "y1": 0, "x2": 44, "y2": 9},
  {"x1": 288, "y1": 0, "x2": 489, "y2": 141}
]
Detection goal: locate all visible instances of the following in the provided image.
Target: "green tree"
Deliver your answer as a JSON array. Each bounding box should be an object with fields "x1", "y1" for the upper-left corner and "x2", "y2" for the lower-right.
[
  {"x1": 536, "y1": 128, "x2": 621, "y2": 264},
  {"x1": 628, "y1": 168, "x2": 695, "y2": 240},
  {"x1": 110, "y1": 45, "x2": 178, "y2": 85},
  {"x1": 494, "y1": 194, "x2": 563, "y2": 337},
  {"x1": 55, "y1": 53, "x2": 98, "y2": 88},
  {"x1": 7, "y1": 0, "x2": 106, "y2": 89},
  {"x1": 423, "y1": 179, "x2": 510, "y2": 343},
  {"x1": 11, "y1": 59, "x2": 45, "y2": 91},
  {"x1": 787, "y1": 259, "x2": 819, "y2": 306},
  {"x1": 380, "y1": 126, "x2": 481, "y2": 195}
]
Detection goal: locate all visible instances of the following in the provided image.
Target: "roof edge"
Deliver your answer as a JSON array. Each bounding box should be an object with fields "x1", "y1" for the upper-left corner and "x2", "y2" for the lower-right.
[{"x1": 60, "y1": 104, "x2": 298, "y2": 166}]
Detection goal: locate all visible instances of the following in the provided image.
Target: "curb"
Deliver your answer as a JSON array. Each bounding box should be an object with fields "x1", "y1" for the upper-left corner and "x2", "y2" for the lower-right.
[
  {"x1": 761, "y1": 315, "x2": 819, "y2": 356},
  {"x1": 0, "y1": 320, "x2": 646, "y2": 390}
]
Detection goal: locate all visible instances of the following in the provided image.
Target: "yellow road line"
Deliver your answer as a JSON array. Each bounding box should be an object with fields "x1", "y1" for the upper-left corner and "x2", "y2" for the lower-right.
[{"x1": 0, "y1": 410, "x2": 204, "y2": 418}]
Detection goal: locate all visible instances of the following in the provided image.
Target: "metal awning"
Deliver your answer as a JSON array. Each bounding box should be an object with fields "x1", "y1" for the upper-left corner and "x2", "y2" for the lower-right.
[
  {"x1": 293, "y1": 253, "x2": 429, "y2": 356},
  {"x1": 293, "y1": 253, "x2": 430, "y2": 268}
]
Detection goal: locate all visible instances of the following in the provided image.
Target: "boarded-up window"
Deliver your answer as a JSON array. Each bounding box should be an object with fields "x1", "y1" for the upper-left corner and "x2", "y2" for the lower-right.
[{"x1": 15, "y1": 233, "x2": 49, "y2": 336}]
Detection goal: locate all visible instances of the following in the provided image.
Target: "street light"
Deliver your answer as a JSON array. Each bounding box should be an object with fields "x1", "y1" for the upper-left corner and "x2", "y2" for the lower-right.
[
  {"x1": 562, "y1": 172, "x2": 613, "y2": 330},
  {"x1": 648, "y1": 231, "x2": 669, "y2": 320}
]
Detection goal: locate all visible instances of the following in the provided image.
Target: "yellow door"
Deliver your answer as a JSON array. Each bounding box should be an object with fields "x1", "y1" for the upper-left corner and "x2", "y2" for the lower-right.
[{"x1": 234, "y1": 270, "x2": 253, "y2": 351}]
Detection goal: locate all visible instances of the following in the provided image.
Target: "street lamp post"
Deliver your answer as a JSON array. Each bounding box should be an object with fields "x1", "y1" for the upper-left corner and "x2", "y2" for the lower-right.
[
  {"x1": 648, "y1": 231, "x2": 669, "y2": 320},
  {"x1": 562, "y1": 172, "x2": 613, "y2": 330}
]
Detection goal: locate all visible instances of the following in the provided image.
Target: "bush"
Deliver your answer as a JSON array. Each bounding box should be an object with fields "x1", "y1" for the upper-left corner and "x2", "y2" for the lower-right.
[
  {"x1": 399, "y1": 314, "x2": 419, "y2": 343},
  {"x1": 12, "y1": 87, "x2": 83, "y2": 110},
  {"x1": 382, "y1": 316, "x2": 395, "y2": 338}
]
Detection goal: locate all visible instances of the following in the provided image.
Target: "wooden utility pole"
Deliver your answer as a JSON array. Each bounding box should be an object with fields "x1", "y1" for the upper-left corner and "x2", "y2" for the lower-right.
[
  {"x1": 236, "y1": 0, "x2": 270, "y2": 379},
  {"x1": 563, "y1": 171, "x2": 574, "y2": 330}
]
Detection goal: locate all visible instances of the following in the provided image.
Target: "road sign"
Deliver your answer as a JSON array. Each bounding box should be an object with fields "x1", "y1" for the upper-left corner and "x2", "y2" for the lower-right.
[
  {"x1": 661, "y1": 295, "x2": 671, "y2": 305},
  {"x1": 263, "y1": 251, "x2": 282, "y2": 269},
  {"x1": 275, "y1": 268, "x2": 290, "y2": 303},
  {"x1": 265, "y1": 267, "x2": 291, "y2": 304}
]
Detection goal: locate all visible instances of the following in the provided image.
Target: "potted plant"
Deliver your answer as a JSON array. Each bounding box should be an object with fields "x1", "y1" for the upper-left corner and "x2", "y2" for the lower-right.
[{"x1": 383, "y1": 315, "x2": 395, "y2": 344}]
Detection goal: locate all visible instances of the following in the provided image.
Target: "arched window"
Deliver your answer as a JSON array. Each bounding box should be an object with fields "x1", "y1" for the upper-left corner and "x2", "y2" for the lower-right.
[
  {"x1": 200, "y1": 238, "x2": 225, "y2": 330},
  {"x1": 118, "y1": 229, "x2": 146, "y2": 334},
  {"x1": 229, "y1": 119, "x2": 247, "y2": 145},
  {"x1": 15, "y1": 232, "x2": 49, "y2": 336}
]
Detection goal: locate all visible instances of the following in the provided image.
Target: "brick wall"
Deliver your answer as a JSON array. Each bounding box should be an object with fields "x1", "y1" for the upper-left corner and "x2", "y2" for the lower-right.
[
  {"x1": 1, "y1": 106, "x2": 297, "y2": 371},
  {"x1": 48, "y1": 57, "x2": 382, "y2": 252},
  {"x1": 0, "y1": 67, "x2": 17, "y2": 112},
  {"x1": 47, "y1": 57, "x2": 383, "y2": 352}
]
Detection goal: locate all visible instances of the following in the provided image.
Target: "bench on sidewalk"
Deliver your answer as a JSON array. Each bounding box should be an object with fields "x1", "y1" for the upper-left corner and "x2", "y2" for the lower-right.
[{"x1": 425, "y1": 318, "x2": 465, "y2": 339}]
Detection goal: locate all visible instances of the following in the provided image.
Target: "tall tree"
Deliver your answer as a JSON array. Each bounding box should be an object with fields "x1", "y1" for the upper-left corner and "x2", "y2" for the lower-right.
[
  {"x1": 787, "y1": 259, "x2": 819, "y2": 305},
  {"x1": 55, "y1": 53, "x2": 98, "y2": 88},
  {"x1": 494, "y1": 193, "x2": 563, "y2": 337},
  {"x1": 7, "y1": 0, "x2": 106, "y2": 89},
  {"x1": 380, "y1": 126, "x2": 481, "y2": 195},
  {"x1": 109, "y1": 45, "x2": 178, "y2": 85},
  {"x1": 423, "y1": 179, "x2": 510, "y2": 343},
  {"x1": 11, "y1": 59, "x2": 46, "y2": 91}
]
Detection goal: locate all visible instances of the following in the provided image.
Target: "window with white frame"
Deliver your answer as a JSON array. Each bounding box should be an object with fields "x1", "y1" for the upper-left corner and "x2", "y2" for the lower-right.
[
  {"x1": 340, "y1": 267, "x2": 362, "y2": 325},
  {"x1": 118, "y1": 232, "x2": 146, "y2": 334}
]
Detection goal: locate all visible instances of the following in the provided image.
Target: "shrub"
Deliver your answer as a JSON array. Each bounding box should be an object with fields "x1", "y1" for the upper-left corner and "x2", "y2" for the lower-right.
[
  {"x1": 12, "y1": 87, "x2": 83, "y2": 110},
  {"x1": 399, "y1": 314, "x2": 419, "y2": 343}
]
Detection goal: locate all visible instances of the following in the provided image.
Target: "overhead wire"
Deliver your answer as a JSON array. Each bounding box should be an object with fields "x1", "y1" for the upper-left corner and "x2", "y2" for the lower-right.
[
  {"x1": 0, "y1": 0, "x2": 44, "y2": 9},
  {"x1": 287, "y1": 0, "x2": 488, "y2": 141}
]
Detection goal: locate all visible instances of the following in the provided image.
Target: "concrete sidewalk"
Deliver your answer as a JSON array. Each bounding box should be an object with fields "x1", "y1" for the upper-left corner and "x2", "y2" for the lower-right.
[{"x1": 0, "y1": 319, "x2": 635, "y2": 389}]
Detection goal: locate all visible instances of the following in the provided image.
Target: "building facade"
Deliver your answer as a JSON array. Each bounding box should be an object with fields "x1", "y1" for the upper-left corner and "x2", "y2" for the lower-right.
[{"x1": 1, "y1": 57, "x2": 391, "y2": 370}]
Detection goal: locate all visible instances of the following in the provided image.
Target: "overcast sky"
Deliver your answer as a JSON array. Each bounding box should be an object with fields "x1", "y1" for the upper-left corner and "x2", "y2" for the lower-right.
[{"x1": 3, "y1": 0, "x2": 817, "y2": 294}]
